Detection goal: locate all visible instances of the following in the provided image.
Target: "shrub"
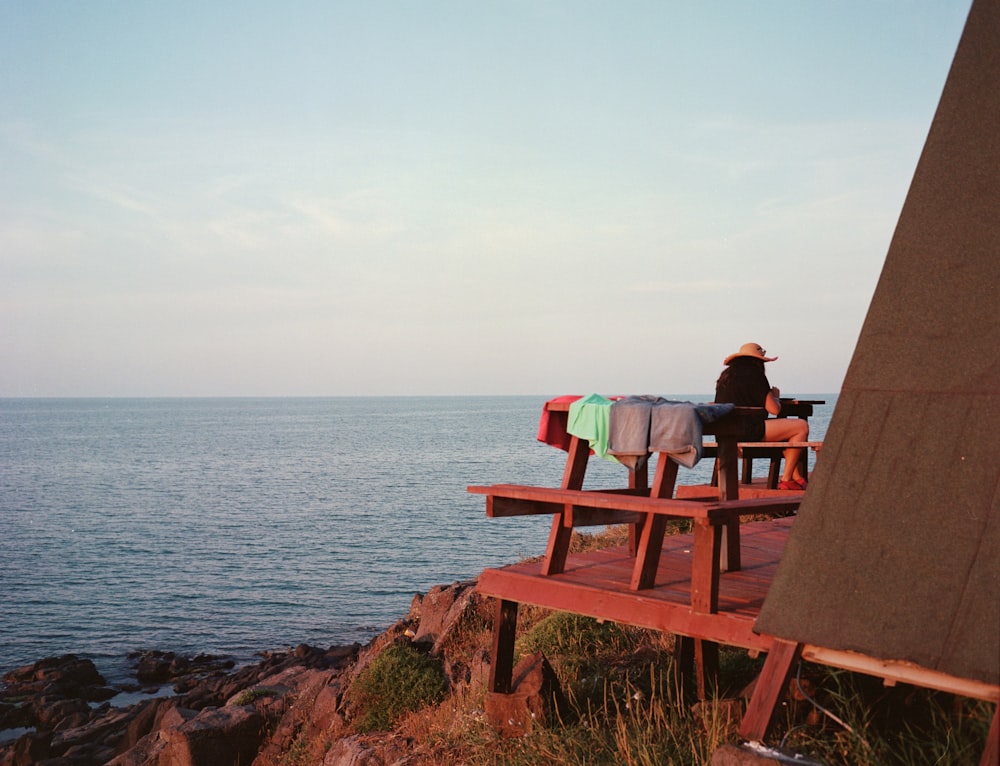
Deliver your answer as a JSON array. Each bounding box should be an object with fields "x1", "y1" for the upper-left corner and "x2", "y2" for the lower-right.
[
  {"x1": 516, "y1": 612, "x2": 670, "y2": 710},
  {"x1": 517, "y1": 612, "x2": 646, "y2": 659},
  {"x1": 233, "y1": 686, "x2": 279, "y2": 706},
  {"x1": 346, "y1": 642, "x2": 448, "y2": 733}
]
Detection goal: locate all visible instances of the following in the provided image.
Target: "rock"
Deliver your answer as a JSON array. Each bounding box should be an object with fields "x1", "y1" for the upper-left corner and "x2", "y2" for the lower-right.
[
  {"x1": 118, "y1": 698, "x2": 175, "y2": 753},
  {"x1": 444, "y1": 648, "x2": 491, "y2": 701},
  {"x1": 157, "y1": 705, "x2": 266, "y2": 766},
  {"x1": 0, "y1": 731, "x2": 51, "y2": 766},
  {"x1": 1, "y1": 655, "x2": 113, "y2": 702},
  {"x1": 483, "y1": 651, "x2": 567, "y2": 736},
  {"x1": 1, "y1": 578, "x2": 480, "y2": 765},
  {"x1": 0, "y1": 655, "x2": 114, "y2": 763},
  {"x1": 321, "y1": 733, "x2": 414, "y2": 766},
  {"x1": 249, "y1": 668, "x2": 343, "y2": 766},
  {"x1": 408, "y1": 581, "x2": 482, "y2": 656},
  {"x1": 33, "y1": 696, "x2": 92, "y2": 731},
  {"x1": 0, "y1": 700, "x2": 32, "y2": 731},
  {"x1": 128, "y1": 650, "x2": 235, "y2": 689}
]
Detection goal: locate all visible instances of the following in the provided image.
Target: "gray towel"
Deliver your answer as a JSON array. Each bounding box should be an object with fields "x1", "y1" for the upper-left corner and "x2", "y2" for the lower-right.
[
  {"x1": 649, "y1": 401, "x2": 736, "y2": 468},
  {"x1": 608, "y1": 395, "x2": 668, "y2": 470}
]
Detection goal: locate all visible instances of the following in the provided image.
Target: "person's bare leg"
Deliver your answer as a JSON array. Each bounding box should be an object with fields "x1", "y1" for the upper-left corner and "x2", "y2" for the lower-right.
[{"x1": 763, "y1": 418, "x2": 809, "y2": 482}]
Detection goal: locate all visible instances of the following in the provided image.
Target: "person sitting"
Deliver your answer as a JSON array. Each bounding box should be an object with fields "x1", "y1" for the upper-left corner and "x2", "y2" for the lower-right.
[{"x1": 714, "y1": 342, "x2": 809, "y2": 490}]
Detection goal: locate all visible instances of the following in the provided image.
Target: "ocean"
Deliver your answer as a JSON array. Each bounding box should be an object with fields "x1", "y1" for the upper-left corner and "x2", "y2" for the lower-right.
[{"x1": 0, "y1": 395, "x2": 834, "y2": 688}]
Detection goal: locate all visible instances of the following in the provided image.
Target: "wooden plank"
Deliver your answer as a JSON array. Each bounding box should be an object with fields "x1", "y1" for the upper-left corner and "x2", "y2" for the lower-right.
[
  {"x1": 738, "y1": 441, "x2": 824, "y2": 450},
  {"x1": 478, "y1": 567, "x2": 774, "y2": 651},
  {"x1": 691, "y1": 521, "x2": 723, "y2": 613},
  {"x1": 739, "y1": 639, "x2": 803, "y2": 741},
  {"x1": 487, "y1": 496, "x2": 562, "y2": 517},
  {"x1": 676, "y1": 484, "x2": 803, "y2": 500},
  {"x1": 800, "y1": 646, "x2": 1000, "y2": 703},
  {"x1": 702, "y1": 441, "x2": 822, "y2": 450},
  {"x1": 565, "y1": 507, "x2": 644, "y2": 527},
  {"x1": 471, "y1": 484, "x2": 801, "y2": 520},
  {"x1": 476, "y1": 517, "x2": 796, "y2": 693}
]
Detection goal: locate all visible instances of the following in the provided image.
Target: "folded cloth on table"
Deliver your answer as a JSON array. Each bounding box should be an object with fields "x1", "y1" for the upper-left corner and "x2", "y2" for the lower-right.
[
  {"x1": 694, "y1": 402, "x2": 736, "y2": 424},
  {"x1": 649, "y1": 401, "x2": 735, "y2": 468},
  {"x1": 567, "y1": 393, "x2": 618, "y2": 462},
  {"x1": 608, "y1": 395, "x2": 670, "y2": 470}
]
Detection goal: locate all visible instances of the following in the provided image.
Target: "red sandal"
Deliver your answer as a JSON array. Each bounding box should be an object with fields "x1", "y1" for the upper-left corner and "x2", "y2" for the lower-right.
[{"x1": 778, "y1": 479, "x2": 807, "y2": 490}]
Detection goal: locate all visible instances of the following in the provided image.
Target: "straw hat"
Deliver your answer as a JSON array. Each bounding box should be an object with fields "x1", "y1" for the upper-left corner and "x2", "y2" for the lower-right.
[{"x1": 724, "y1": 342, "x2": 777, "y2": 365}]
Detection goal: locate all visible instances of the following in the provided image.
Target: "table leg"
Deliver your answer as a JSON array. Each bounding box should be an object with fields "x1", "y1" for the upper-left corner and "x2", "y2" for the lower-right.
[
  {"x1": 715, "y1": 435, "x2": 742, "y2": 572},
  {"x1": 631, "y1": 515, "x2": 668, "y2": 590},
  {"x1": 542, "y1": 513, "x2": 573, "y2": 576},
  {"x1": 560, "y1": 435, "x2": 590, "y2": 489},
  {"x1": 630, "y1": 455, "x2": 678, "y2": 590},
  {"x1": 542, "y1": 436, "x2": 591, "y2": 576}
]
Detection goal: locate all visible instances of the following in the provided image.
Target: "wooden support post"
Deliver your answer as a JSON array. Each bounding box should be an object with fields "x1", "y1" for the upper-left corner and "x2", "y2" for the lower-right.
[
  {"x1": 627, "y1": 459, "x2": 648, "y2": 556},
  {"x1": 980, "y1": 703, "x2": 999, "y2": 766},
  {"x1": 695, "y1": 639, "x2": 720, "y2": 700},
  {"x1": 631, "y1": 515, "x2": 668, "y2": 590},
  {"x1": 489, "y1": 599, "x2": 519, "y2": 694},
  {"x1": 651, "y1": 452, "x2": 680, "y2": 499},
  {"x1": 738, "y1": 639, "x2": 803, "y2": 741},
  {"x1": 716, "y1": 437, "x2": 740, "y2": 501},
  {"x1": 724, "y1": 517, "x2": 741, "y2": 573},
  {"x1": 690, "y1": 521, "x2": 723, "y2": 614},
  {"x1": 716, "y1": 436, "x2": 742, "y2": 572},
  {"x1": 560, "y1": 435, "x2": 590, "y2": 490},
  {"x1": 768, "y1": 457, "x2": 781, "y2": 489},
  {"x1": 542, "y1": 510, "x2": 573, "y2": 576},
  {"x1": 675, "y1": 636, "x2": 719, "y2": 701},
  {"x1": 675, "y1": 635, "x2": 694, "y2": 700}
]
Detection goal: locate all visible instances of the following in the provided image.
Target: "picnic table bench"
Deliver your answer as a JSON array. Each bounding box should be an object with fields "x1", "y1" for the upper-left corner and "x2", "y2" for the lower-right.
[
  {"x1": 467, "y1": 482, "x2": 801, "y2": 613},
  {"x1": 470, "y1": 395, "x2": 813, "y2": 702},
  {"x1": 700, "y1": 399, "x2": 824, "y2": 487},
  {"x1": 703, "y1": 441, "x2": 824, "y2": 487},
  {"x1": 470, "y1": 397, "x2": 806, "y2": 601}
]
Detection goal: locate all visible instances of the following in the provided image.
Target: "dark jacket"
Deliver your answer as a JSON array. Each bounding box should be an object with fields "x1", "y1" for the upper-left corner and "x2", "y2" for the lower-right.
[{"x1": 715, "y1": 357, "x2": 770, "y2": 440}]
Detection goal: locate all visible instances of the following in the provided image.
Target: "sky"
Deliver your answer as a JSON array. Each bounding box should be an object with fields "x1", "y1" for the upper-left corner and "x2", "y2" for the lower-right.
[{"x1": 0, "y1": 1, "x2": 972, "y2": 397}]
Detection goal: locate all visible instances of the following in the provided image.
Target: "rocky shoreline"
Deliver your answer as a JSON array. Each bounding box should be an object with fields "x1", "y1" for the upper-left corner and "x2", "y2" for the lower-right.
[{"x1": 0, "y1": 579, "x2": 489, "y2": 766}]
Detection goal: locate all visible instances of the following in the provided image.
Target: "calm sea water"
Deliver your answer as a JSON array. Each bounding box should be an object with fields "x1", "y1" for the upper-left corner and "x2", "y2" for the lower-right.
[{"x1": 0, "y1": 395, "x2": 834, "y2": 686}]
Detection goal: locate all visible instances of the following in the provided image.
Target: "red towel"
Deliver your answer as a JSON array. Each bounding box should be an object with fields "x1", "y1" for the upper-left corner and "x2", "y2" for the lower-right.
[{"x1": 536, "y1": 395, "x2": 583, "y2": 451}]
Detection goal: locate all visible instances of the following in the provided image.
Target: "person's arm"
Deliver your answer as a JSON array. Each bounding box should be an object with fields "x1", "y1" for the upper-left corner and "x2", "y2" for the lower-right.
[{"x1": 765, "y1": 386, "x2": 782, "y2": 416}]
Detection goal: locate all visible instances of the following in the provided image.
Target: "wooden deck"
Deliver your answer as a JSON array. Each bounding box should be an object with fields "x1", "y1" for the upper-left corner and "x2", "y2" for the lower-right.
[{"x1": 477, "y1": 515, "x2": 794, "y2": 654}]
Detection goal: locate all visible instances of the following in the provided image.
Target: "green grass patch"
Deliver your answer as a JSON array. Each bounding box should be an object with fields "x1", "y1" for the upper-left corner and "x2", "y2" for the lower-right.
[{"x1": 345, "y1": 642, "x2": 448, "y2": 733}]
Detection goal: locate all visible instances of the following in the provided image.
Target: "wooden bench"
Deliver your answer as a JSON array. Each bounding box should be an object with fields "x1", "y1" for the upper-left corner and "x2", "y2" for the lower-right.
[
  {"x1": 703, "y1": 441, "x2": 823, "y2": 488},
  {"x1": 468, "y1": 483, "x2": 802, "y2": 613}
]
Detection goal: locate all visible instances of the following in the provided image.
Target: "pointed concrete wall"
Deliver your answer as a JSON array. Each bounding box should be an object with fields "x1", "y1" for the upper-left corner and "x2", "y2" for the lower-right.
[{"x1": 756, "y1": 0, "x2": 999, "y2": 686}]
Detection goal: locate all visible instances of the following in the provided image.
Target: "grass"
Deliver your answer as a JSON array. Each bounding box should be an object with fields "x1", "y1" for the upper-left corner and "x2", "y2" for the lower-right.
[
  {"x1": 233, "y1": 686, "x2": 282, "y2": 706},
  {"x1": 332, "y1": 526, "x2": 995, "y2": 765},
  {"x1": 343, "y1": 641, "x2": 448, "y2": 733}
]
